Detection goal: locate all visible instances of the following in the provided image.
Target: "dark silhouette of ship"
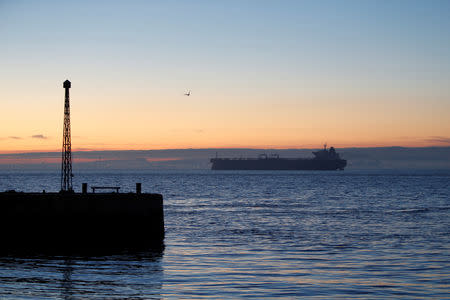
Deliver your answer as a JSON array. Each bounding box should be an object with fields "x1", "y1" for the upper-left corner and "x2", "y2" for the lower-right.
[{"x1": 210, "y1": 145, "x2": 347, "y2": 170}]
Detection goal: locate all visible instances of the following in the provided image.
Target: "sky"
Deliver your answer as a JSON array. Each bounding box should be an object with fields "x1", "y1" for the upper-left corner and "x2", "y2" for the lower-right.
[{"x1": 1, "y1": 0, "x2": 450, "y2": 153}]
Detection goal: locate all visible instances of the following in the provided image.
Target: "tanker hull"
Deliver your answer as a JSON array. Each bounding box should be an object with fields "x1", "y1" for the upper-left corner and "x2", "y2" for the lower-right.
[{"x1": 210, "y1": 158, "x2": 346, "y2": 170}]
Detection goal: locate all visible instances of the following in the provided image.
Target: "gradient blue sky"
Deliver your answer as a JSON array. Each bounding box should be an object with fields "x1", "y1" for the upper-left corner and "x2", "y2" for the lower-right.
[{"x1": 1, "y1": 0, "x2": 450, "y2": 152}]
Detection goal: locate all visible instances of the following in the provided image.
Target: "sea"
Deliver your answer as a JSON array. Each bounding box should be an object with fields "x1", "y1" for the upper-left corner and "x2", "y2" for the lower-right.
[{"x1": 0, "y1": 170, "x2": 449, "y2": 299}]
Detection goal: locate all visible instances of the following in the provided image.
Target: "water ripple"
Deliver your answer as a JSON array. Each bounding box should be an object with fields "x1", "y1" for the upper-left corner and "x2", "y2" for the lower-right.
[{"x1": 0, "y1": 170, "x2": 449, "y2": 298}]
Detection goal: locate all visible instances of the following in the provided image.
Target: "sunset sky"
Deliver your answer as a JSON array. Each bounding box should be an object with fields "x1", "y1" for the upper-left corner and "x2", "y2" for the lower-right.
[{"x1": 1, "y1": 0, "x2": 450, "y2": 153}]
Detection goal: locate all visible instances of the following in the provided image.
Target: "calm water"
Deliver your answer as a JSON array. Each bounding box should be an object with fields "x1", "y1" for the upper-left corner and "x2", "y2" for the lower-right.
[{"x1": 0, "y1": 170, "x2": 449, "y2": 299}]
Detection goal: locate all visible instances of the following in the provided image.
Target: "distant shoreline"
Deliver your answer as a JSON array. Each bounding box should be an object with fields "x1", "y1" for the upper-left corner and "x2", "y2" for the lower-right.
[{"x1": 1, "y1": 147, "x2": 449, "y2": 171}]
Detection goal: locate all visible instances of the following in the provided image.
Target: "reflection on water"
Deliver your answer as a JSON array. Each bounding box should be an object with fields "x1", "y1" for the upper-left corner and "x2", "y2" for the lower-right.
[
  {"x1": 0, "y1": 248, "x2": 164, "y2": 299},
  {"x1": 61, "y1": 259, "x2": 74, "y2": 299}
]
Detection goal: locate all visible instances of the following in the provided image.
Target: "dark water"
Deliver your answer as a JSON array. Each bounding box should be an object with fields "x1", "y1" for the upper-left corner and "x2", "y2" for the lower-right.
[{"x1": 0, "y1": 170, "x2": 449, "y2": 298}]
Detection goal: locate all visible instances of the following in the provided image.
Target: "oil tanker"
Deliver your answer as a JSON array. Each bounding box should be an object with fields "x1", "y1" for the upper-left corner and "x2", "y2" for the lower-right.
[{"x1": 210, "y1": 145, "x2": 347, "y2": 170}]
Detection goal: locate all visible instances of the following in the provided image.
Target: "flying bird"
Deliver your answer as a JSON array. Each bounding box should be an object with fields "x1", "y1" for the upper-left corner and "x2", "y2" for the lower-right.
[{"x1": 184, "y1": 90, "x2": 191, "y2": 96}]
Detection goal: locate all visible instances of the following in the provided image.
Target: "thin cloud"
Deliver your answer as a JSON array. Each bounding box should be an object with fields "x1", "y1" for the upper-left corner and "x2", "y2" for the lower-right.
[
  {"x1": 9, "y1": 136, "x2": 22, "y2": 140},
  {"x1": 425, "y1": 136, "x2": 450, "y2": 145},
  {"x1": 31, "y1": 134, "x2": 47, "y2": 139},
  {"x1": 73, "y1": 147, "x2": 96, "y2": 151}
]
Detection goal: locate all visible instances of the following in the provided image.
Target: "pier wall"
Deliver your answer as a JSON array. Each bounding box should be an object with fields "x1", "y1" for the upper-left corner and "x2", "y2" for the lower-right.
[{"x1": 0, "y1": 192, "x2": 164, "y2": 251}]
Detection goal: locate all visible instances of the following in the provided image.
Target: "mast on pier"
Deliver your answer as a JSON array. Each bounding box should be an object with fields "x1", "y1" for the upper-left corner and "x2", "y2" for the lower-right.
[{"x1": 61, "y1": 80, "x2": 73, "y2": 192}]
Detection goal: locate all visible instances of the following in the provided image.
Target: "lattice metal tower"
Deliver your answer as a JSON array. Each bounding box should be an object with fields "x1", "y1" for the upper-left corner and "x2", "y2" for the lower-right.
[{"x1": 61, "y1": 80, "x2": 73, "y2": 192}]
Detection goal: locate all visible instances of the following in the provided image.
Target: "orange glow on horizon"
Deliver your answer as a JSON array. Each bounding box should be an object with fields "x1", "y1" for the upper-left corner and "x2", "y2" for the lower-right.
[
  {"x1": 0, "y1": 156, "x2": 183, "y2": 164},
  {"x1": 2, "y1": 80, "x2": 449, "y2": 153}
]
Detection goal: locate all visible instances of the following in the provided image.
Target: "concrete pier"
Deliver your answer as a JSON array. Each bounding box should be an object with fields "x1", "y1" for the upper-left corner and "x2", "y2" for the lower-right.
[{"x1": 0, "y1": 191, "x2": 164, "y2": 251}]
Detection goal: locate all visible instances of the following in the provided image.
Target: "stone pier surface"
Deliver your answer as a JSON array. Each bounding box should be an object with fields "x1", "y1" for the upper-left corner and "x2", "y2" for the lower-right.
[{"x1": 0, "y1": 191, "x2": 164, "y2": 251}]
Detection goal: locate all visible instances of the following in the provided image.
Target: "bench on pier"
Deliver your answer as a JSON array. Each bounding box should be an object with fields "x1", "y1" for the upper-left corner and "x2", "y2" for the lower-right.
[{"x1": 91, "y1": 186, "x2": 120, "y2": 193}]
